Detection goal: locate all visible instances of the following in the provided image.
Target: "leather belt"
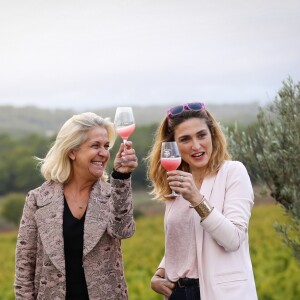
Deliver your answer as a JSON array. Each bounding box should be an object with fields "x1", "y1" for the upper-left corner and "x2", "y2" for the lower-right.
[{"x1": 176, "y1": 278, "x2": 199, "y2": 288}]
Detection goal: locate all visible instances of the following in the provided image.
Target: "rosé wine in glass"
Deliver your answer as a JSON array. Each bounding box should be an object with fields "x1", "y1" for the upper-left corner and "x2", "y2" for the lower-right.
[
  {"x1": 160, "y1": 157, "x2": 181, "y2": 171},
  {"x1": 114, "y1": 107, "x2": 135, "y2": 145},
  {"x1": 116, "y1": 123, "x2": 136, "y2": 142},
  {"x1": 160, "y1": 141, "x2": 182, "y2": 198}
]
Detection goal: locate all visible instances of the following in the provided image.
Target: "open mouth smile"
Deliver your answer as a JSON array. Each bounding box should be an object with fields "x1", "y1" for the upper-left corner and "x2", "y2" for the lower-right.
[
  {"x1": 192, "y1": 152, "x2": 205, "y2": 158},
  {"x1": 92, "y1": 161, "x2": 104, "y2": 166}
]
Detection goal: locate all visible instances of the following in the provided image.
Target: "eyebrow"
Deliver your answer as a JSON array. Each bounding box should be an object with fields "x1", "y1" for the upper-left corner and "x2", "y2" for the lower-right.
[
  {"x1": 88, "y1": 140, "x2": 109, "y2": 145},
  {"x1": 178, "y1": 129, "x2": 208, "y2": 138}
]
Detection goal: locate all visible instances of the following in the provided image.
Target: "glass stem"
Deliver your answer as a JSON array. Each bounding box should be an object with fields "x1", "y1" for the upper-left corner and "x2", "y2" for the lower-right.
[{"x1": 123, "y1": 140, "x2": 127, "y2": 153}]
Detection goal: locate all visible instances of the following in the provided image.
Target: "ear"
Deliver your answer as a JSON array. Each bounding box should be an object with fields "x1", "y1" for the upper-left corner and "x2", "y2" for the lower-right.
[{"x1": 68, "y1": 150, "x2": 76, "y2": 161}]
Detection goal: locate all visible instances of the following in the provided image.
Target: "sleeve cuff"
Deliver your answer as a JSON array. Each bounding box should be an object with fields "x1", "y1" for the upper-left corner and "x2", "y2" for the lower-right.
[{"x1": 111, "y1": 169, "x2": 131, "y2": 180}]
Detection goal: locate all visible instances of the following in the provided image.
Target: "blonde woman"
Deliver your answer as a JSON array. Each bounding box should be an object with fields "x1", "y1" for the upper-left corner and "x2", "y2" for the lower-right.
[
  {"x1": 15, "y1": 112, "x2": 138, "y2": 299},
  {"x1": 146, "y1": 103, "x2": 257, "y2": 300}
]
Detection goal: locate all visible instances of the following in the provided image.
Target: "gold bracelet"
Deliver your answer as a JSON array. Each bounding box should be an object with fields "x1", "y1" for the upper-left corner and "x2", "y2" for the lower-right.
[
  {"x1": 189, "y1": 197, "x2": 214, "y2": 219},
  {"x1": 189, "y1": 195, "x2": 205, "y2": 208}
]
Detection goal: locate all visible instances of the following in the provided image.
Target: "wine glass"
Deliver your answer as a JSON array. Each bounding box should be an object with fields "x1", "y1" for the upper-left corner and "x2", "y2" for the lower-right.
[
  {"x1": 114, "y1": 107, "x2": 136, "y2": 145},
  {"x1": 160, "y1": 141, "x2": 182, "y2": 198}
]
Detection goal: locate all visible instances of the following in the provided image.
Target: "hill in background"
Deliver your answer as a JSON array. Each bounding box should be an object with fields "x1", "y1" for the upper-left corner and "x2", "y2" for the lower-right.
[{"x1": 0, "y1": 102, "x2": 260, "y2": 136}]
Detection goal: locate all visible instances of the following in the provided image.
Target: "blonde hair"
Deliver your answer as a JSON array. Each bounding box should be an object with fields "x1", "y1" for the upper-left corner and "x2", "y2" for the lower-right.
[
  {"x1": 37, "y1": 112, "x2": 116, "y2": 183},
  {"x1": 146, "y1": 109, "x2": 231, "y2": 201}
]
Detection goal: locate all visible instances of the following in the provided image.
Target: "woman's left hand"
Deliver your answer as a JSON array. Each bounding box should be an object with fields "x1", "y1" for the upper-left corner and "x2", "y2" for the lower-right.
[{"x1": 113, "y1": 141, "x2": 138, "y2": 174}]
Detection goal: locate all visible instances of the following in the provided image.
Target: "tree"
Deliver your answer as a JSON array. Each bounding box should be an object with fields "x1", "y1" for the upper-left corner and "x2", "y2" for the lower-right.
[
  {"x1": 0, "y1": 133, "x2": 49, "y2": 195},
  {"x1": 228, "y1": 78, "x2": 300, "y2": 263},
  {"x1": 0, "y1": 193, "x2": 25, "y2": 227}
]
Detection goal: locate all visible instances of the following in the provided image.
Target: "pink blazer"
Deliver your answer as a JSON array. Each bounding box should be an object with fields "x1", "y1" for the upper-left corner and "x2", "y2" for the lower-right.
[
  {"x1": 160, "y1": 160, "x2": 258, "y2": 300},
  {"x1": 14, "y1": 177, "x2": 135, "y2": 300}
]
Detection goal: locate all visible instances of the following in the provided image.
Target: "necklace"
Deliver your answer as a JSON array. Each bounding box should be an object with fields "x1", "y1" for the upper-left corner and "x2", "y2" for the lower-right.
[
  {"x1": 64, "y1": 181, "x2": 99, "y2": 212},
  {"x1": 75, "y1": 195, "x2": 85, "y2": 210},
  {"x1": 67, "y1": 190, "x2": 86, "y2": 210}
]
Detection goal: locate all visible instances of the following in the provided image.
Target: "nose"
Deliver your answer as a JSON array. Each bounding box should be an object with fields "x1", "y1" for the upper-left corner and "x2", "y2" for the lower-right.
[
  {"x1": 191, "y1": 139, "x2": 200, "y2": 150},
  {"x1": 98, "y1": 147, "x2": 108, "y2": 156}
]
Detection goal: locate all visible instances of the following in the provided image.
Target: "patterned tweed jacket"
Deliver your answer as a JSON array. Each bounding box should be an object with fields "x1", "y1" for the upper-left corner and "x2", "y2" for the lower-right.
[{"x1": 14, "y1": 177, "x2": 135, "y2": 300}]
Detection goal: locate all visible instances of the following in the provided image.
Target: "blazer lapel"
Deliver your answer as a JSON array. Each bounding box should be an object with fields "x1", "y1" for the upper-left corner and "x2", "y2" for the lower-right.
[
  {"x1": 193, "y1": 173, "x2": 217, "y2": 292},
  {"x1": 200, "y1": 174, "x2": 217, "y2": 204},
  {"x1": 193, "y1": 173, "x2": 218, "y2": 250},
  {"x1": 83, "y1": 180, "x2": 110, "y2": 257},
  {"x1": 35, "y1": 181, "x2": 65, "y2": 275}
]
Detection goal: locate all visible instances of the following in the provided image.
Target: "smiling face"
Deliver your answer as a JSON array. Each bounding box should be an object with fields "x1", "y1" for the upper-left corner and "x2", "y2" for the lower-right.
[
  {"x1": 68, "y1": 126, "x2": 110, "y2": 182},
  {"x1": 174, "y1": 117, "x2": 213, "y2": 174}
]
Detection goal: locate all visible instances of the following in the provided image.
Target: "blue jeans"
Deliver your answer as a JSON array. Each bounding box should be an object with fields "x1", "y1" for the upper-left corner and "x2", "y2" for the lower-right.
[{"x1": 169, "y1": 285, "x2": 200, "y2": 300}]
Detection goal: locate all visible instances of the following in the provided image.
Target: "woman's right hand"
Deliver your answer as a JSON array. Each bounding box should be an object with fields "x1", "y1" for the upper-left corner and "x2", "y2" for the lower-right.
[{"x1": 150, "y1": 274, "x2": 175, "y2": 298}]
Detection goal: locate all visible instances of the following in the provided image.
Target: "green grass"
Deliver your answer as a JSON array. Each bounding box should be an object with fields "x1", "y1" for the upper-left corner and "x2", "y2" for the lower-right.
[
  {"x1": 123, "y1": 214, "x2": 165, "y2": 300},
  {"x1": 248, "y1": 204, "x2": 300, "y2": 300},
  {"x1": 0, "y1": 232, "x2": 16, "y2": 300},
  {"x1": 1, "y1": 204, "x2": 300, "y2": 300}
]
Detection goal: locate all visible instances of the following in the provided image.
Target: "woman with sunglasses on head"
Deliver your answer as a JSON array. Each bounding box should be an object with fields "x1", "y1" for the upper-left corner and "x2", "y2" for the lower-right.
[{"x1": 146, "y1": 103, "x2": 257, "y2": 300}]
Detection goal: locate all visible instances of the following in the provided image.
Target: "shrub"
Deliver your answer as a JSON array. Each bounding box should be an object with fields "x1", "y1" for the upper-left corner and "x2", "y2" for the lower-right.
[{"x1": 0, "y1": 193, "x2": 25, "y2": 227}]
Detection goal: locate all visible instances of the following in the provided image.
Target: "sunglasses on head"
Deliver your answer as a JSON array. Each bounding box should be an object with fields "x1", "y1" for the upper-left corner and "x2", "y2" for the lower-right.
[{"x1": 167, "y1": 102, "x2": 206, "y2": 118}]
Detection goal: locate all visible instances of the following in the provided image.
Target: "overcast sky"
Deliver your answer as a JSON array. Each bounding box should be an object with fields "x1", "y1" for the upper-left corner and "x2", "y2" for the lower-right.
[{"x1": 0, "y1": 0, "x2": 299, "y2": 110}]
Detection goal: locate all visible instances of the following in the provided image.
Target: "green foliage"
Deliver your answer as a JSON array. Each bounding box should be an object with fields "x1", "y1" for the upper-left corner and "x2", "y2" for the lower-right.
[
  {"x1": 123, "y1": 215, "x2": 165, "y2": 299},
  {"x1": 228, "y1": 78, "x2": 300, "y2": 263},
  {"x1": 1, "y1": 204, "x2": 300, "y2": 300},
  {"x1": 0, "y1": 104, "x2": 259, "y2": 136},
  {"x1": 249, "y1": 204, "x2": 300, "y2": 300},
  {"x1": 0, "y1": 232, "x2": 16, "y2": 300},
  {"x1": 0, "y1": 105, "x2": 74, "y2": 137},
  {"x1": 0, "y1": 103, "x2": 258, "y2": 194},
  {"x1": 0, "y1": 193, "x2": 25, "y2": 226},
  {"x1": 0, "y1": 124, "x2": 155, "y2": 196},
  {"x1": 0, "y1": 133, "x2": 50, "y2": 195}
]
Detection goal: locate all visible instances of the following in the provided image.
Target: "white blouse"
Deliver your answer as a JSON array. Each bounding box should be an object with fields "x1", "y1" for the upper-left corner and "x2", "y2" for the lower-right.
[{"x1": 164, "y1": 195, "x2": 198, "y2": 281}]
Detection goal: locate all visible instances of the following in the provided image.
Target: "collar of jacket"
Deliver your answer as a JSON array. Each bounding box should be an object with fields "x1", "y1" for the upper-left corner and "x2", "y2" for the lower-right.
[{"x1": 34, "y1": 180, "x2": 111, "y2": 274}]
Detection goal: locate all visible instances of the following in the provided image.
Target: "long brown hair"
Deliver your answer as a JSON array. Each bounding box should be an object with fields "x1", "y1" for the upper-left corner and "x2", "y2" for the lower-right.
[{"x1": 146, "y1": 108, "x2": 231, "y2": 201}]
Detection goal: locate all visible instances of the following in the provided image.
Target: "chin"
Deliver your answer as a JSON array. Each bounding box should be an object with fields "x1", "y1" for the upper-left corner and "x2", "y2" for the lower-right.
[{"x1": 90, "y1": 172, "x2": 103, "y2": 179}]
